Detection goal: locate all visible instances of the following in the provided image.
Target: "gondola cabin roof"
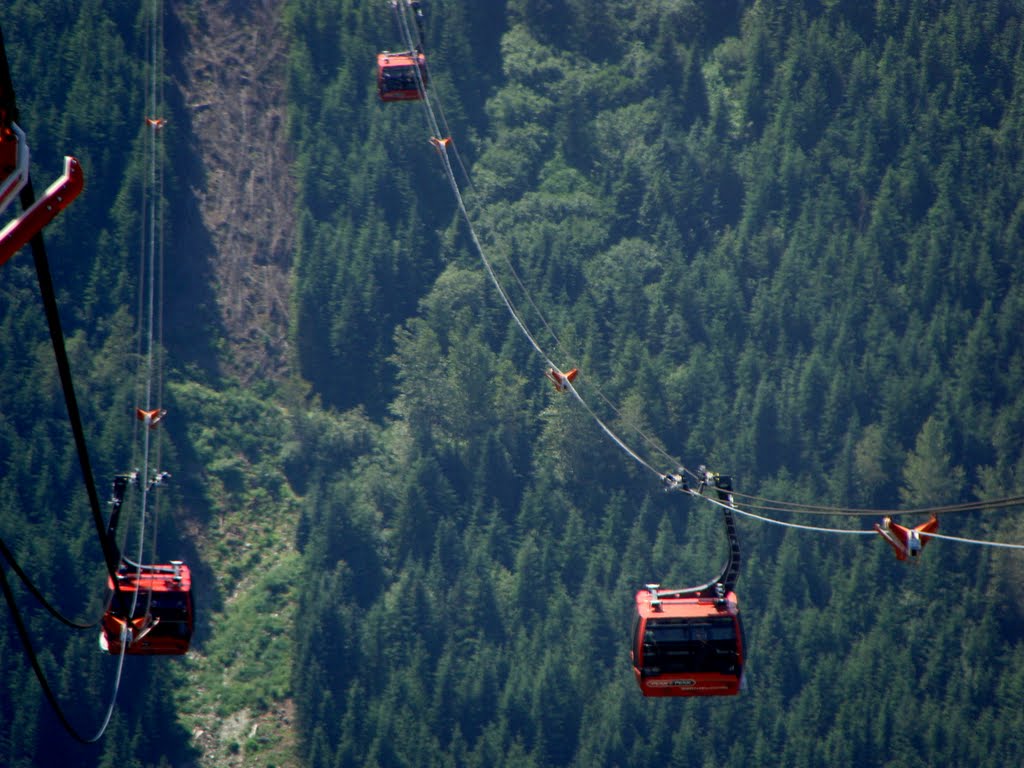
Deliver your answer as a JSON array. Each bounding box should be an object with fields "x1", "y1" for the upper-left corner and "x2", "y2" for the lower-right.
[
  {"x1": 377, "y1": 50, "x2": 428, "y2": 102},
  {"x1": 100, "y1": 562, "x2": 194, "y2": 656},
  {"x1": 631, "y1": 588, "x2": 745, "y2": 697}
]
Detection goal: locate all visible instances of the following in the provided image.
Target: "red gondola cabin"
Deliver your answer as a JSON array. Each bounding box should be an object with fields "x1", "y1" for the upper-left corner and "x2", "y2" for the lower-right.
[
  {"x1": 377, "y1": 50, "x2": 428, "y2": 101},
  {"x1": 100, "y1": 561, "x2": 194, "y2": 656},
  {"x1": 631, "y1": 586, "x2": 745, "y2": 697}
]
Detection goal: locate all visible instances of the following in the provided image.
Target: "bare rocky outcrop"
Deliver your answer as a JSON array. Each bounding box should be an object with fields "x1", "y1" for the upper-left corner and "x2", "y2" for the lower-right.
[{"x1": 173, "y1": 0, "x2": 294, "y2": 382}]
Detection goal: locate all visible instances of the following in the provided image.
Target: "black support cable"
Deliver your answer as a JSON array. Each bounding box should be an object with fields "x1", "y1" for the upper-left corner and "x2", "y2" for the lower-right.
[
  {"x1": 1, "y1": 25, "x2": 120, "y2": 582},
  {"x1": 0, "y1": 537, "x2": 100, "y2": 629},
  {"x1": 0, "y1": 31, "x2": 122, "y2": 581},
  {"x1": 0, "y1": 557, "x2": 109, "y2": 745},
  {"x1": 21, "y1": 176, "x2": 122, "y2": 580},
  {"x1": 0, "y1": 475, "x2": 130, "y2": 630},
  {"x1": 0, "y1": 27, "x2": 16, "y2": 117}
]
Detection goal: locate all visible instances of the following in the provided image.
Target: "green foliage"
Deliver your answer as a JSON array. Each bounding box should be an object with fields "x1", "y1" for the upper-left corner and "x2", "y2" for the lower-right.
[
  {"x1": 287, "y1": 0, "x2": 1024, "y2": 766},
  {"x1": 184, "y1": 553, "x2": 300, "y2": 716},
  {"x1": 5, "y1": 0, "x2": 1024, "y2": 766}
]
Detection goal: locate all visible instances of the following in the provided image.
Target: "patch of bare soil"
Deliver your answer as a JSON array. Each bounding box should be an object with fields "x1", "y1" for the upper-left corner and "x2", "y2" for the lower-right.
[{"x1": 174, "y1": 0, "x2": 294, "y2": 382}]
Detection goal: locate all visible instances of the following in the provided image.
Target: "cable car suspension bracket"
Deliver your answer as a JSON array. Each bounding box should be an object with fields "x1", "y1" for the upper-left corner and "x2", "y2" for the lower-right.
[{"x1": 655, "y1": 466, "x2": 741, "y2": 604}]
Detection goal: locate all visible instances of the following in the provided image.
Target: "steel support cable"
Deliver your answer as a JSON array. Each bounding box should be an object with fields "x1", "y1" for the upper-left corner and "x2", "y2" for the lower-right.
[
  {"x1": 434, "y1": 139, "x2": 676, "y2": 480},
  {"x1": 395, "y1": 0, "x2": 565, "y2": 358},
  {"x1": 437, "y1": 111, "x2": 474, "y2": 191},
  {"x1": 132, "y1": 0, "x2": 165, "y2": 624},
  {"x1": 115, "y1": 0, "x2": 164, "y2": 639},
  {"x1": 155, "y1": 0, "x2": 167, "y2": 462},
  {"x1": 132, "y1": 31, "x2": 149, "y2": 466},
  {"x1": 391, "y1": 2, "x2": 686, "y2": 485},
  {"x1": 468, "y1": 215, "x2": 683, "y2": 475},
  {"x1": 142, "y1": 4, "x2": 158, "y2": 436},
  {"x1": 434, "y1": 142, "x2": 557, "y2": 368},
  {"x1": 732, "y1": 496, "x2": 1024, "y2": 517},
  {"x1": 394, "y1": 1, "x2": 475, "y2": 191},
  {"x1": 688, "y1": 490, "x2": 876, "y2": 536},
  {"x1": 151, "y1": 121, "x2": 166, "y2": 602},
  {"x1": 564, "y1": 381, "x2": 664, "y2": 477},
  {"x1": 726, "y1": 490, "x2": 1024, "y2": 518},
  {"x1": 389, "y1": 14, "x2": 553, "y2": 368},
  {"x1": 391, "y1": 2, "x2": 700, "y2": 482},
  {"x1": 148, "y1": 88, "x2": 168, "y2": 593},
  {"x1": 392, "y1": 2, "x2": 442, "y2": 140},
  {"x1": 412, "y1": 73, "x2": 672, "y2": 478},
  {"x1": 433, "y1": 130, "x2": 668, "y2": 479},
  {"x1": 587, "y1": 381, "x2": 697, "y2": 476},
  {"x1": 481, "y1": 223, "x2": 697, "y2": 480},
  {"x1": 692, "y1": 489, "x2": 1024, "y2": 548},
  {"x1": 918, "y1": 530, "x2": 1024, "y2": 550},
  {"x1": 0, "y1": 552, "x2": 131, "y2": 744},
  {"x1": 149, "y1": 0, "x2": 165, "y2": 491}
]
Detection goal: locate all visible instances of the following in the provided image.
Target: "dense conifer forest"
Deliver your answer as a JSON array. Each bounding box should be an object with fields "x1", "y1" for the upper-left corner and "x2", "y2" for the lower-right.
[{"x1": 2, "y1": 0, "x2": 1024, "y2": 766}]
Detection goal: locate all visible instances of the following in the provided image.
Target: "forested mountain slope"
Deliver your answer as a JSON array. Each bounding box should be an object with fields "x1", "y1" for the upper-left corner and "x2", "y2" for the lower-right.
[
  {"x1": 287, "y1": 1, "x2": 1024, "y2": 767},
  {"x1": 1, "y1": 1, "x2": 1024, "y2": 767}
]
